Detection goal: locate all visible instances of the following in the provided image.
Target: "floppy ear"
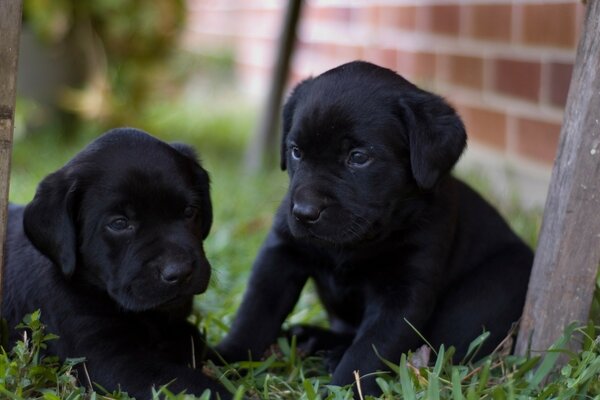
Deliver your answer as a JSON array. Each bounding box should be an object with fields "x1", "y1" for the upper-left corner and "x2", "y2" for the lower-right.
[
  {"x1": 171, "y1": 142, "x2": 213, "y2": 239},
  {"x1": 170, "y1": 142, "x2": 199, "y2": 161},
  {"x1": 197, "y1": 167, "x2": 213, "y2": 240},
  {"x1": 399, "y1": 93, "x2": 467, "y2": 190},
  {"x1": 281, "y1": 78, "x2": 313, "y2": 170},
  {"x1": 23, "y1": 170, "x2": 79, "y2": 277}
]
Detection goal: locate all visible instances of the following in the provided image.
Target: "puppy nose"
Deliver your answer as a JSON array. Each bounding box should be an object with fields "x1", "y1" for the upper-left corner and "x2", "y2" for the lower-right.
[
  {"x1": 160, "y1": 263, "x2": 193, "y2": 285},
  {"x1": 292, "y1": 202, "x2": 321, "y2": 223}
]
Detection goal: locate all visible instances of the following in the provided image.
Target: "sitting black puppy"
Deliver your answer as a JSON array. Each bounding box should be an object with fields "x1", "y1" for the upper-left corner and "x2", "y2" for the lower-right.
[
  {"x1": 2, "y1": 128, "x2": 229, "y2": 399},
  {"x1": 216, "y1": 61, "x2": 533, "y2": 395}
]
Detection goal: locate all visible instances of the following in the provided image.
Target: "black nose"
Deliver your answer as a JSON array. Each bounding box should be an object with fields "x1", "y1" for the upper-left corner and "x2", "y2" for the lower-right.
[
  {"x1": 292, "y1": 202, "x2": 322, "y2": 223},
  {"x1": 160, "y1": 263, "x2": 193, "y2": 285}
]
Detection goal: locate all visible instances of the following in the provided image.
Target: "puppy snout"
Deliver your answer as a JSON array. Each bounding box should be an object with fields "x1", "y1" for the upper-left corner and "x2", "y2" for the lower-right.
[
  {"x1": 159, "y1": 262, "x2": 193, "y2": 285},
  {"x1": 293, "y1": 202, "x2": 322, "y2": 223}
]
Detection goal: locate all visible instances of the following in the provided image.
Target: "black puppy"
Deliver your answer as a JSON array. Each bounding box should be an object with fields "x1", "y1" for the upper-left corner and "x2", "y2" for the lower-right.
[
  {"x1": 216, "y1": 61, "x2": 533, "y2": 395},
  {"x1": 3, "y1": 128, "x2": 229, "y2": 399}
]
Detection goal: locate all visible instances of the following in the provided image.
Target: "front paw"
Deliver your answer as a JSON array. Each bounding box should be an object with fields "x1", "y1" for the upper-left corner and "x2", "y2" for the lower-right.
[
  {"x1": 286, "y1": 324, "x2": 331, "y2": 355},
  {"x1": 323, "y1": 345, "x2": 347, "y2": 373},
  {"x1": 287, "y1": 324, "x2": 354, "y2": 364},
  {"x1": 209, "y1": 343, "x2": 248, "y2": 365}
]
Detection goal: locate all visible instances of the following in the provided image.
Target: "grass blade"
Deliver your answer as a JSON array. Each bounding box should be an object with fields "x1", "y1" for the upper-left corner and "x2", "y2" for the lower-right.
[
  {"x1": 527, "y1": 323, "x2": 578, "y2": 391},
  {"x1": 451, "y1": 368, "x2": 464, "y2": 400},
  {"x1": 399, "y1": 353, "x2": 417, "y2": 400}
]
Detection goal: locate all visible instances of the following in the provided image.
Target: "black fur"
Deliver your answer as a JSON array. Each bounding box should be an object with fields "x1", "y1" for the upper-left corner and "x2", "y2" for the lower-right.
[
  {"x1": 216, "y1": 61, "x2": 533, "y2": 396},
  {"x1": 2, "y1": 128, "x2": 228, "y2": 399}
]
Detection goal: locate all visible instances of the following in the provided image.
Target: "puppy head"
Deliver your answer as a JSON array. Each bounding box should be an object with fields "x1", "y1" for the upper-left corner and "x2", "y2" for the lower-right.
[
  {"x1": 280, "y1": 61, "x2": 466, "y2": 245},
  {"x1": 24, "y1": 128, "x2": 214, "y2": 311}
]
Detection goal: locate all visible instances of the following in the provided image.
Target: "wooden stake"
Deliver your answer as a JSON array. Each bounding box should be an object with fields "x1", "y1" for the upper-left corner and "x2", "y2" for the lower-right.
[
  {"x1": 0, "y1": 0, "x2": 24, "y2": 314},
  {"x1": 245, "y1": 0, "x2": 303, "y2": 171},
  {"x1": 515, "y1": 0, "x2": 600, "y2": 355}
]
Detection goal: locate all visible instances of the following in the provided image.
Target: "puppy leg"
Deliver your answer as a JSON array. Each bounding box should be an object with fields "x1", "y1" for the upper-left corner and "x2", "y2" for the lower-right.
[
  {"x1": 328, "y1": 283, "x2": 437, "y2": 396},
  {"x1": 215, "y1": 231, "x2": 310, "y2": 362},
  {"x1": 426, "y1": 243, "x2": 533, "y2": 361},
  {"x1": 62, "y1": 320, "x2": 231, "y2": 399},
  {"x1": 287, "y1": 324, "x2": 354, "y2": 371}
]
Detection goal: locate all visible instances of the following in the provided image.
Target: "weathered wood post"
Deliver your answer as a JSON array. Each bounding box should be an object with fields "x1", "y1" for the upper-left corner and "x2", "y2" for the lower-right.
[
  {"x1": 515, "y1": 0, "x2": 600, "y2": 355},
  {"x1": 245, "y1": 0, "x2": 303, "y2": 171},
  {"x1": 0, "y1": 0, "x2": 24, "y2": 313}
]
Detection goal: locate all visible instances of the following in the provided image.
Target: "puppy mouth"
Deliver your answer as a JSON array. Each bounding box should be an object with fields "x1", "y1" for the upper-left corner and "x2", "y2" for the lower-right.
[
  {"x1": 155, "y1": 295, "x2": 194, "y2": 311},
  {"x1": 113, "y1": 290, "x2": 196, "y2": 312},
  {"x1": 111, "y1": 275, "x2": 209, "y2": 312},
  {"x1": 290, "y1": 212, "x2": 375, "y2": 246}
]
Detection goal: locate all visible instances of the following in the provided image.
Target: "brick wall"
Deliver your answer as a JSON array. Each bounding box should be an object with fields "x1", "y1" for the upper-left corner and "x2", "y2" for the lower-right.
[{"x1": 183, "y1": 0, "x2": 586, "y2": 204}]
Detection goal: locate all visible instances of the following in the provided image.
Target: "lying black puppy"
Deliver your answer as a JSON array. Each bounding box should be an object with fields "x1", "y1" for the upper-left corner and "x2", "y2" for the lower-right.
[
  {"x1": 216, "y1": 61, "x2": 533, "y2": 395},
  {"x1": 3, "y1": 128, "x2": 228, "y2": 399}
]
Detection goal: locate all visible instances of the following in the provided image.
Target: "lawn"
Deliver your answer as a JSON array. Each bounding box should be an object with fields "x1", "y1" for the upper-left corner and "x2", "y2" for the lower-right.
[{"x1": 3, "y1": 97, "x2": 599, "y2": 399}]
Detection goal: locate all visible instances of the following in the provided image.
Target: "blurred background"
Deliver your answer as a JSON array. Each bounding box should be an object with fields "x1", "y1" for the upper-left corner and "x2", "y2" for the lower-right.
[
  {"x1": 13, "y1": 0, "x2": 585, "y2": 208},
  {"x1": 10, "y1": 0, "x2": 586, "y2": 336}
]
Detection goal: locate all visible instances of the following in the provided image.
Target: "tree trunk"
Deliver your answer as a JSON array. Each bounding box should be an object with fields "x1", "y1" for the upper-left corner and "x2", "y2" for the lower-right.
[
  {"x1": 0, "y1": 0, "x2": 24, "y2": 313},
  {"x1": 515, "y1": 0, "x2": 600, "y2": 355}
]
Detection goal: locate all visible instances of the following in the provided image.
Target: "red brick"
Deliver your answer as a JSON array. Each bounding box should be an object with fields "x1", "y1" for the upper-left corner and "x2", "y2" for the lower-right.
[
  {"x1": 318, "y1": 7, "x2": 354, "y2": 23},
  {"x1": 575, "y1": 3, "x2": 585, "y2": 44},
  {"x1": 378, "y1": 6, "x2": 417, "y2": 30},
  {"x1": 418, "y1": 5, "x2": 461, "y2": 35},
  {"x1": 363, "y1": 5, "x2": 380, "y2": 27},
  {"x1": 364, "y1": 48, "x2": 398, "y2": 70},
  {"x1": 333, "y1": 44, "x2": 364, "y2": 64},
  {"x1": 396, "y1": 51, "x2": 437, "y2": 81},
  {"x1": 547, "y1": 62, "x2": 573, "y2": 108},
  {"x1": 521, "y1": 4, "x2": 577, "y2": 48},
  {"x1": 465, "y1": 4, "x2": 512, "y2": 42},
  {"x1": 457, "y1": 105, "x2": 507, "y2": 150},
  {"x1": 493, "y1": 58, "x2": 541, "y2": 101},
  {"x1": 515, "y1": 118, "x2": 561, "y2": 164},
  {"x1": 445, "y1": 55, "x2": 484, "y2": 89}
]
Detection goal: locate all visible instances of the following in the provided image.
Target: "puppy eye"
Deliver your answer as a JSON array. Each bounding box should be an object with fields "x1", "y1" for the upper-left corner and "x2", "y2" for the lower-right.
[
  {"x1": 108, "y1": 218, "x2": 129, "y2": 231},
  {"x1": 348, "y1": 150, "x2": 370, "y2": 166},
  {"x1": 291, "y1": 146, "x2": 303, "y2": 160},
  {"x1": 184, "y1": 206, "x2": 198, "y2": 220}
]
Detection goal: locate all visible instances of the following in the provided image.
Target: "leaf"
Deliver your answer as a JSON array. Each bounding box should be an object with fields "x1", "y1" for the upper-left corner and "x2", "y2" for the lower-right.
[
  {"x1": 462, "y1": 331, "x2": 490, "y2": 364},
  {"x1": 451, "y1": 368, "x2": 464, "y2": 400},
  {"x1": 527, "y1": 323, "x2": 578, "y2": 390},
  {"x1": 399, "y1": 354, "x2": 416, "y2": 400},
  {"x1": 302, "y1": 379, "x2": 318, "y2": 400}
]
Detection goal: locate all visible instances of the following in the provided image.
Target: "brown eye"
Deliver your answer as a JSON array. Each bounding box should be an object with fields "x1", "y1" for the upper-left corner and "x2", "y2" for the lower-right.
[
  {"x1": 291, "y1": 146, "x2": 303, "y2": 160},
  {"x1": 108, "y1": 218, "x2": 129, "y2": 231},
  {"x1": 184, "y1": 206, "x2": 198, "y2": 220},
  {"x1": 348, "y1": 150, "x2": 370, "y2": 166}
]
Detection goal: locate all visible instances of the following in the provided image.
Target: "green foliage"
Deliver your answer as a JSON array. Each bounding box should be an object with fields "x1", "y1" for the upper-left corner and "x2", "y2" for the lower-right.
[
  {"x1": 2, "y1": 312, "x2": 599, "y2": 399},
  {"x1": 22, "y1": 0, "x2": 187, "y2": 128},
  {"x1": 0, "y1": 311, "x2": 85, "y2": 399}
]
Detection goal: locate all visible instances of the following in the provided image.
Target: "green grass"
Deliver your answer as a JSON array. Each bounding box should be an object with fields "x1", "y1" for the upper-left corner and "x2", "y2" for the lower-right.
[{"x1": 4, "y1": 98, "x2": 600, "y2": 399}]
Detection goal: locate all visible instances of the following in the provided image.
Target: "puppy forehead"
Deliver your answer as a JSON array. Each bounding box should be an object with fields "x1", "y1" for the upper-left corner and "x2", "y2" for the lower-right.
[
  {"x1": 291, "y1": 93, "x2": 402, "y2": 153},
  {"x1": 84, "y1": 169, "x2": 194, "y2": 218},
  {"x1": 82, "y1": 152, "x2": 198, "y2": 210}
]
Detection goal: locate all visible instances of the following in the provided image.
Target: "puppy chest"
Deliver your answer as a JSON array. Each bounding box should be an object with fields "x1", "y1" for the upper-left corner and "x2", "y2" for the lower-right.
[{"x1": 312, "y1": 272, "x2": 365, "y2": 326}]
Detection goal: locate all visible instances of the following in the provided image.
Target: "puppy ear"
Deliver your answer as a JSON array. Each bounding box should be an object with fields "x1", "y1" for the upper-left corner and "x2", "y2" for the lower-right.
[
  {"x1": 281, "y1": 78, "x2": 313, "y2": 170},
  {"x1": 170, "y1": 142, "x2": 199, "y2": 161},
  {"x1": 171, "y1": 142, "x2": 213, "y2": 239},
  {"x1": 197, "y1": 167, "x2": 213, "y2": 240},
  {"x1": 23, "y1": 171, "x2": 79, "y2": 277},
  {"x1": 400, "y1": 93, "x2": 467, "y2": 189}
]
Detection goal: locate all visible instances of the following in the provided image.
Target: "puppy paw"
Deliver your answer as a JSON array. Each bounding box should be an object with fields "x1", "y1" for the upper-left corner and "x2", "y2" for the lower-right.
[
  {"x1": 286, "y1": 324, "x2": 354, "y2": 358},
  {"x1": 323, "y1": 345, "x2": 347, "y2": 373}
]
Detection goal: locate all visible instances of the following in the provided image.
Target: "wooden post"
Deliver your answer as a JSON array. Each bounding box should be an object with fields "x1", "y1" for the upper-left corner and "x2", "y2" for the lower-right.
[
  {"x1": 0, "y1": 0, "x2": 24, "y2": 313},
  {"x1": 245, "y1": 0, "x2": 303, "y2": 171},
  {"x1": 515, "y1": 0, "x2": 600, "y2": 355}
]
